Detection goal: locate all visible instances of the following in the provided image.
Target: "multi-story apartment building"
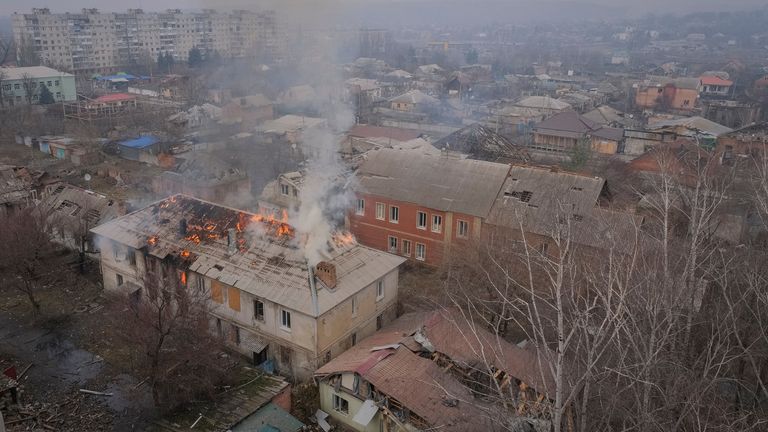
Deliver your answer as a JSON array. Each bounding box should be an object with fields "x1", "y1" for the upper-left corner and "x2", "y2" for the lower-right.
[
  {"x1": 12, "y1": 8, "x2": 280, "y2": 76},
  {"x1": 91, "y1": 195, "x2": 405, "y2": 379}
]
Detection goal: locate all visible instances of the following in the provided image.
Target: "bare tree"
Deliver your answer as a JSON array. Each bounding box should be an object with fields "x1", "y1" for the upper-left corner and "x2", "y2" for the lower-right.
[
  {"x1": 0, "y1": 207, "x2": 65, "y2": 315},
  {"x1": 0, "y1": 69, "x2": 7, "y2": 108},
  {"x1": 16, "y1": 34, "x2": 40, "y2": 67},
  {"x1": 108, "y1": 265, "x2": 229, "y2": 411},
  {"x1": 20, "y1": 73, "x2": 38, "y2": 105}
]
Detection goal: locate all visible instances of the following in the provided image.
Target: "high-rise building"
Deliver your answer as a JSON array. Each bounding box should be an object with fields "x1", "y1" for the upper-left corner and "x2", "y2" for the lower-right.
[{"x1": 12, "y1": 8, "x2": 280, "y2": 76}]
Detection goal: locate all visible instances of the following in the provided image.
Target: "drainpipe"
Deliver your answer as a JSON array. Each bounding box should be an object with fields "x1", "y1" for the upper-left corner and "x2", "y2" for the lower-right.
[{"x1": 308, "y1": 262, "x2": 319, "y2": 317}]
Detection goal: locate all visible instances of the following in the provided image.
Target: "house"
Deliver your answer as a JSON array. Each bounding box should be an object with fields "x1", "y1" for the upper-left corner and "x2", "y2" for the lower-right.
[
  {"x1": 255, "y1": 115, "x2": 327, "y2": 147},
  {"x1": 39, "y1": 183, "x2": 122, "y2": 252},
  {"x1": 389, "y1": 90, "x2": 440, "y2": 113},
  {"x1": 486, "y1": 165, "x2": 640, "y2": 255},
  {"x1": 343, "y1": 125, "x2": 423, "y2": 155},
  {"x1": 38, "y1": 136, "x2": 77, "y2": 160},
  {"x1": 0, "y1": 164, "x2": 47, "y2": 216},
  {"x1": 622, "y1": 128, "x2": 682, "y2": 156},
  {"x1": 532, "y1": 111, "x2": 624, "y2": 155},
  {"x1": 314, "y1": 310, "x2": 556, "y2": 432},
  {"x1": 350, "y1": 149, "x2": 510, "y2": 266},
  {"x1": 699, "y1": 75, "x2": 733, "y2": 98},
  {"x1": 116, "y1": 135, "x2": 167, "y2": 163},
  {"x1": 634, "y1": 77, "x2": 700, "y2": 112},
  {"x1": 514, "y1": 96, "x2": 571, "y2": 116},
  {"x1": 258, "y1": 171, "x2": 305, "y2": 213},
  {"x1": 168, "y1": 103, "x2": 223, "y2": 129},
  {"x1": 702, "y1": 100, "x2": 762, "y2": 129},
  {"x1": 153, "y1": 153, "x2": 251, "y2": 207},
  {"x1": 646, "y1": 116, "x2": 732, "y2": 149},
  {"x1": 0, "y1": 66, "x2": 76, "y2": 105},
  {"x1": 583, "y1": 105, "x2": 635, "y2": 128},
  {"x1": 221, "y1": 94, "x2": 274, "y2": 130},
  {"x1": 432, "y1": 123, "x2": 531, "y2": 163},
  {"x1": 716, "y1": 122, "x2": 768, "y2": 165},
  {"x1": 90, "y1": 195, "x2": 406, "y2": 379}
]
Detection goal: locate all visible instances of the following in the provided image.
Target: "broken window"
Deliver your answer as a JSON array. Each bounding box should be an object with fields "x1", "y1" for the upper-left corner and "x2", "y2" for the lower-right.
[
  {"x1": 280, "y1": 345, "x2": 292, "y2": 367},
  {"x1": 388, "y1": 236, "x2": 398, "y2": 253},
  {"x1": 253, "y1": 299, "x2": 265, "y2": 321},
  {"x1": 356, "y1": 198, "x2": 365, "y2": 216},
  {"x1": 417, "y1": 211, "x2": 427, "y2": 229},
  {"x1": 230, "y1": 324, "x2": 240, "y2": 345},
  {"x1": 432, "y1": 215, "x2": 442, "y2": 233},
  {"x1": 506, "y1": 190, "x2": 533, "y2": 203},
  {"x1": 351, "y1": 332, "x2": 357, "y2": 346},
  {"x1": 402, "y1": 239, "x2": 411, "y2": 257},
  {"x1": 127, "y1": 250, "x2": 136, "y2": 266},
  {"x1": 116, "y1": 273, "x2": 124, "y2": 286},
  {"x1": 389, "y1": 205, "x2": 399, "y2": 223},
  {"x1": 376, "y1": 314, "x2": 383, "y2": 330},
  {"x1": 457, "y1": 220, "x2": 469, "y2": 238},
  {"x1": 280, "y1": 184, "x2": 290, "y2": 196},
  {"x1": 333, "y1": 394, "x2": 349, "y2": 414},
  {"x1": 84, "y1": 209, "x2": 100, "y2": 224}
]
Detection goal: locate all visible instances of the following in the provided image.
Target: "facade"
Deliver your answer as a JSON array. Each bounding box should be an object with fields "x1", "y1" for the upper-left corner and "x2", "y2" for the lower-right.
[
  {"x1": 315, "y1": 310, "x2": 556, "y2": 432},
  {"x1": 91, "y1": 195, "x2": 405, "y2": 379},
  {"x1": 716, "y1": 122, "x2": 768, "y2": 165},
  {"x1": 532, "y1": 111, "x2": 624, "y2": 154},
  {"x1": 634, "y1": 77, "x2": 700, "y2": 112},
  {"x1": 12, "y1": 8, "x2": 279, "y2": 75},
  {"x1": 153, "y1": 154, "x2": 251, "y2": 206},
  {"x1": 0, "y1": 66, "x2": 76, "y2": 105},
  {"x1": 349, "y1": 149, "x2": 510, "y2": 266},
  {"x1": 699, "y1": 75, "x2": 733, "y2": 98}
]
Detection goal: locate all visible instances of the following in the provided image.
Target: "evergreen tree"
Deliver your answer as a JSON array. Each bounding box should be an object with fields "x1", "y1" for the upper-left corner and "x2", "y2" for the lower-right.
[
  {"x1": 157, "y1": 52, "x2": 166, "y2": 71},
  {"x1": 38, "y1": 83, "x2": 55, "y2": 104},
  {"x1": 188, "y1": 47, "x2": 203, "y2": 68}
]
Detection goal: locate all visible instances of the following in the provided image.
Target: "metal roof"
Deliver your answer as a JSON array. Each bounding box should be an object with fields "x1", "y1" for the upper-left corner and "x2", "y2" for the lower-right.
[
  {"x1": 356, "y1": 149, "x2": 510, "y2": 218},
  {"x1": 0, "y1": 66, "x2": 74, "y2": 80},
  {"x1": 118, "y1": 135, "x2": 160, "y2": 149},
  {"x1": 90, "y1": 195, "x2": 404, "y2": 317}
]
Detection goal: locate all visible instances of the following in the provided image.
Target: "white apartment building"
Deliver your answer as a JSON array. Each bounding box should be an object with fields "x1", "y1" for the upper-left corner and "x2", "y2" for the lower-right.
[{"x1": 12, "y1": 8, "x2": 280, "y2": 76}]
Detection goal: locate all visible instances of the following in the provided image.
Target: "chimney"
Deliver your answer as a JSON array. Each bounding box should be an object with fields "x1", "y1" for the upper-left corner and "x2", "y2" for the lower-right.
[
  {"x1": 179, "y1": 218, "x2": 187, "y2": 236},
  {"x1": 227, "y1": 228, "x2": 236, "y2": 254},
  {"x1": 315, "y1": 261, "x2": 337, "y2": 289}
]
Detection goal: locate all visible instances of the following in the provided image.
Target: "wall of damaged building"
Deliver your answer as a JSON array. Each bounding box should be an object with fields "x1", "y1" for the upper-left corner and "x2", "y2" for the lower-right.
[
  {"x1": 318, "y1": 379, "x2": 383, "y2": 432},
  {"x1": 349, "y1": 194, "x2": 482, "y2": 266},
  {"x1": 98, "y1": 239, "x2": 146, "y2": 292},
  {"x1": 316, "y1": 270, "x2": 400, "y2": 362}
]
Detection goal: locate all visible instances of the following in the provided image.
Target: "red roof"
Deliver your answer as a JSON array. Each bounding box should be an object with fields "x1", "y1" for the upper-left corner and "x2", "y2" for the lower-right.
[
  {"x1": 93, "y1": 93, "x2": 137, "y2": 103},
  {"x1": 700, "y1": 76, "x2": 733, "y2": 87}
]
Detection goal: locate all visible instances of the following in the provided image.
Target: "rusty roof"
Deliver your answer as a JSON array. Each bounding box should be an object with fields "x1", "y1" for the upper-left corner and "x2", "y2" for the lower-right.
[{"x1": 90, "y1": 194, "x2": 405, "y2": 317}]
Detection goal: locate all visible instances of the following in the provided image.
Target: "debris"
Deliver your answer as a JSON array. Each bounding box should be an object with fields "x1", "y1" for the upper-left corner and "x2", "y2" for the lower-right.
[
  {"x1": 78, "y1": 389, "x2": 114, "y2": 396},
  {"x1": 18, "y1": 363, "x2": 33, "y2": 379},
  {"x1": 190, "y1": 413, "x2": 203, "y2": 428}
]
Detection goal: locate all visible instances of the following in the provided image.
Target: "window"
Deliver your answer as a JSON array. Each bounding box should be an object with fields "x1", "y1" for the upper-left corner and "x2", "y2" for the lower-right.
[
  {"x1": 507, "y1": 190, "x2": 533, "y2": 203},
  {"x1": 416, "y1": 243, "x2": 426, "y2": 261},
  {"x1": 388, "y1": 236, "x2": 398, "y2": 253},
  {"x1": 196, "y1": 275, "x2": 205, "y2": 291},
  {"x1": 47, "y1": 81, "x2": 52, "y2": 86},
  {"x1": 231, "y1": 324, "x2": 240, "y2": 345},
  {"x1": 402, "y1": 240, "x2": 412, "y2": 256},
  {"x1": 376, "y1": 314, "x2": 383, "y2": 330},
  {"x1": 216, "y1": 318, "x2": 222, "y2": 337},
  {"x1": 116, "y1": 274, "x2": 124, "y2": 286},
  {"x1": 432, "y1": 215, "x2": 442, "y2": 233},
  {"x1": 55, "y1": 92, "x2": 61, "y2": 99},
  {"x1": 417, "y1": 211, "x2": 427, "y2": 229},
  {"x1": 375, "y1": 202, "x2": 385, "y2": 220},
  {"x1": 351, "y1": 296, "x2": 358, "y2": 317},
  {"x1": 280, "y1": 183, "x2": 290, "y2": 196},
  {"x1": 457, "y1": 220, "x2": 469, "y2": 238},
  {"x1": 376, "y1": 279, "x2": 385, "y2": 300},
  {"x1": 54, "y1": 80, "x2": 59, "y2": 86},
  {"x1": 351, "y1": 332, "x2": 357, "y2": 346},
  {"x1": 389, "y1": 205, "x2": 399, "y2": 223},
  {"x1": 253, "y1": 299, "x2": 265, "y2": 321},
  {"x1": 333, "y1": 394, "x2": 349, "y2": 414},
  {"x1": 14, "y1": 83, "x2": 20, "y2": 90},
  {"x1": 280, "y1": 309, "x2": 292, "y2": 330},
  {"x1": 356, "y1": 198, "x2": 365, "y2": 216},
  {"x1": 128, "y1": 250, "x2": 136, "y2": 266}
]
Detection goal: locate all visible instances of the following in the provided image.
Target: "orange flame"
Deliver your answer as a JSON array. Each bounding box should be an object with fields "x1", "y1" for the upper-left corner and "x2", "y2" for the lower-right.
[
  {"x1": 180, "y1": 271, "x2": 187, "y2": 286},
  {"x1": 333, "y1": 231, "x2": 356, "y2": 246},
  {"x1": 147, "y1": 235, "x2": 159, "y2": 246},
  {"x1": 186, "y1": 233, "x2": 201, "y2": 244},
  {"x1": 180, "y1": 250, "x2": 190, "y2": 259}
]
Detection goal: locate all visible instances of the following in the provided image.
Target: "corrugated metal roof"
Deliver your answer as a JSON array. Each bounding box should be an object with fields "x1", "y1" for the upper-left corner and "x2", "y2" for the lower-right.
[
  {"x1": 0, "y1": 66, "x2": 74, "y2": 80},
  {"x1": 356, "y1": 149, "x2": 510, "y2": 218},
  {"x1": 91, "y1": 195, "x2": 404, "y2": 316},
  {"x1": 118, "y1": 135, "x2": 160, "y2": 149}
]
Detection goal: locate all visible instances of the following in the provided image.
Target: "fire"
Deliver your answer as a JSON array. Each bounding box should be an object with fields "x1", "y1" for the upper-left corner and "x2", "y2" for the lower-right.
[
  {"x1": 204, "y1": 223, "x2": 216, "y2": 231},
  {"x1": 186, "y1": 233, "x2": 201, "y2": 244},
  {"x1": 333, "y1": 231, "x2": 356, "y2": 247},
  {"x1": 180, "y1": 271, "x2": 187, "y2": 286},
  {"x1": 249, "y1": 209, "x2": 295, "y2": 239},
  {"x1": 180, "y1": 250, "x2": 191, "y2": 259},
  {"x1": 147, "y1": 235, "x2": 159, "y2": 246}
]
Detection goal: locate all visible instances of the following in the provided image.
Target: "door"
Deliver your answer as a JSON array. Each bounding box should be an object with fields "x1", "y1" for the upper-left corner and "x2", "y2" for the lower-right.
[{"x1": 253, "y1": 346, "x2": 268, "y2": 365}]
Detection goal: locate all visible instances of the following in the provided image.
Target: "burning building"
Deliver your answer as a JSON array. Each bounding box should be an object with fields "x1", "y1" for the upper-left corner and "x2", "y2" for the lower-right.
[{"x1": 90, "y1": 194, "x2": 405, "y2": 379}]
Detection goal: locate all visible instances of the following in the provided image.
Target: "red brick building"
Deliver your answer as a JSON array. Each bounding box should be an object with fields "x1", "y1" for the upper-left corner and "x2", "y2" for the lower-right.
[{"x1": 349, "y1": 149, "x2": 510, "y2": 266}]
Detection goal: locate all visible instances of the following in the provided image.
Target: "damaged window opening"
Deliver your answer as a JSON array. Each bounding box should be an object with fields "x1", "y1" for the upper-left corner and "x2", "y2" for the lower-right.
[
  {"x1": 280, "y1": 184, "x2": 290, "y2": 196},
  {"x1": 254, "y1": 299, "x2": 265, "y2": 321},
  {"x1": 333, "y1": 394, "x2": 349, "y2": 415},
  {"x1": 389, "y1": 205, "x2": 399, "y2": 223},
  {"x1": 506, "y1": 190, "x2": 533, "y2": 203},
  {"x1": 356, "y1": 198, "x2": 365, "y2": 216},
  {"x1": 417, "y1": 211, "x2": 427, "y2": 229},
  {"x1": 458, "y1": 220, "x2": 469, "y2": 238}
]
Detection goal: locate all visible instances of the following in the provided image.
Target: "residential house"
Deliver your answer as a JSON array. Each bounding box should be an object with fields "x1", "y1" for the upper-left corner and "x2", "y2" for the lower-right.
[
  {"x1": 0, "y1": 66, "x2": 76, "y2": 105},
  {"x1": 582, "y1": 105, "x2": 636, "y2": 128},
  {"x1": 343, "y1": 125, "x2": 423, "y2": 155},
  {"x1": 702, "y1": 100, "x2": 762, "y2": 129},
  {"x1": 258, "y1": 171, "x2": 305, "y2": 213},
  {"x1": 91, "y1": 195, "x2": 405, "y2": 379},
  {"x1": 388, "y1": 90, "x2": 440, "y2": 113},
  {"x1": 39, "y1": 183, "x2": 122, "y2": 252},
  {"x1": 716, "y1": 122, "x2": 768, "y2": 165},
  {"x1": 623, "y1": 128, "x2": 682, "y2": 156},
  {"x1": 486, "y1": 165, "x2": 640, "y2": 256},
  {"x1": 0, "y1": 165, "x2": 47, "y2": 216},
  {"x1": 634, "y1": 77, "x2": 700, "y2": 112},
  {"x1": 255, "y1": 115, "x2": 327, "y2": 149},
  {"x1": 699, "y1": 75, "x2": 733, "y2": 98},
  {"x1": 116, "y1": 135, "x2": 169, "y2": 164},
  {"x1": 350, "y1": 149, "x2": 510, "y2": 266},
  {"x1": 532, "y1": 111, "x2": 624, "y2": 154},
  {"x1": 514, "y1": 96, "x2": 571, "y2": 116},
  {"x1": 221, "y1": 95, "x2": 274, "y2": 130},
  {"x1": 646, "y1": 116, "x2": 732, "y2": 149},
  {"x1": 153, "y1": 153, "x2": 251, "y2": 207},
  {"x1": 315, "y1": 310, "x2": 556, "y2": 432},
  {"x1": 432, "y1": 123, "x2": 531, "y2": 163}
]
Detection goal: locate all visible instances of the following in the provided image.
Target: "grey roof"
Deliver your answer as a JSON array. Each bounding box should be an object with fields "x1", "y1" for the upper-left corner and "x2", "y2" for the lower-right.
[
  {"x1": 389, "y1": 90, "x2": 440, "y2": 105},
  {"x1": 256, "y1": 115, "x2": 326, "y2": 134},
  {"x1": 0, "y1": 165, "x2": 42, "y2": 205},
  {"x1": 583, "y1": 105, "x2": 625, "y2": 126},
  {"x1": 536, "y1": 111, "x2": 624, "y2": 142},
  {"x1": 432, "y1": 123, "x2": 531, "y2": 163},
  {"x1": 515, "y1": 96, "x2": 571, "y2": 110},
  {"x1": 0, "y1": 66, "x2": 74, "y2": 80},
  {"x1": 356, "y1": 149, "x2": 510, "y2": 218},
  {"x1": 90, "y1": 195, "x2": 404, "y2": 317},
  {"x1": 40, "y1": 184, "x2": 120, "y2": 230},
  {"x1": 647, "y1": 116, "x2": 732, "y2": 137}
]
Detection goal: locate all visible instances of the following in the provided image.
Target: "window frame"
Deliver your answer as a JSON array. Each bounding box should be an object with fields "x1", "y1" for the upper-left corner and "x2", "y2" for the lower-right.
[
  {"x1": 401, "y1": 239, "x2": 412, "y2": 256},
  {"x1": 432, "y1": 214, "x2": 442, "y2": 233},
  {"x1": 351, "y1": 296, "x2": 358, "y2": 317},
  {"x1": 376, "y1": 279, "x2": 385, "y2": 301},
  {"x1": 333, "y1": 394, "x2": 349, "y2": 415},
  {"x1": 280, "y1": 309, "x2": 292, "y2": 331},
  {"x1": 415, "y1": 243, "x2": 426, "y2": 261},
  {"x1": 388, "y1": 235, "x2": 398, "y2": 253},
  {"x1": 253, "y1": 299, "x2": 265, "y2": 322},
  {"x1": 355, "y1": 198, "x2": 365, "y2": 216},
  {"x1": 375, "y1": 202, "x2": 385, "y2": 220},
  {"x1": 280, "y1": 183, "x2": 290, "y2": 196},
  {"x1": 417, "y1": 211, "x2": 427, "y2": 230},
  {"x1": 389, "y1": 205, "x2": 399, "y2": 223},
  {"x1": 457, "y1": 220, "x2": 469, "y2": 238}
]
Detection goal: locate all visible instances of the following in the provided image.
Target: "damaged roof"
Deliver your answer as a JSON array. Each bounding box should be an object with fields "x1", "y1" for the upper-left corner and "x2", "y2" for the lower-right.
[
  {"x1": 356, "y1": 149, "x2": 510, "y2": 218},
  {"x1": 90, "y1": 195, "x2": 404, "y2": 317},
  {"x1": 315, "y1": 310, "x2": 558, "y2": 431},
  {"x1": 0, "y1": 165, "x2": 44, "y2": 205},
  {"x1": 39, "y1": 183, "x2": 121, "y2": 229},
  {"x1": 535, "y1": 111, "x2": 624, "y2": 141},
  {"x1": 432, "y1": 123, "x2": 531, "y2": 163}
]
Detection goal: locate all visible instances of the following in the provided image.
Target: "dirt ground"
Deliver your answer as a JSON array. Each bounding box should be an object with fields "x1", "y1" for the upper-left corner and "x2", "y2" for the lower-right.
[{"x1": 0, "y1": 254, "x2": 156, "y2": 432}]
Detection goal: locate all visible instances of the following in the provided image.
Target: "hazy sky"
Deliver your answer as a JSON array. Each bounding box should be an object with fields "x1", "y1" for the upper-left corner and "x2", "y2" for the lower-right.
[{"x1": 1, "y1": 0, "x2": 766, "y2": 23}]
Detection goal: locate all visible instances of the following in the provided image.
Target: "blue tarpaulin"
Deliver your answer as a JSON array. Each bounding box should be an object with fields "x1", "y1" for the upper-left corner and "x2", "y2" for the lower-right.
[{"x1": 119, "y1": 135, "x2": 160, "y2": 149}]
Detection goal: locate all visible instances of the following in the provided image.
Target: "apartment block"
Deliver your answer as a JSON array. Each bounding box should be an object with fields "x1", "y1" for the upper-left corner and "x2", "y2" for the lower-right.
[{"x1": 12, "y1": 8, "x2": 280, "y2": 76}]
